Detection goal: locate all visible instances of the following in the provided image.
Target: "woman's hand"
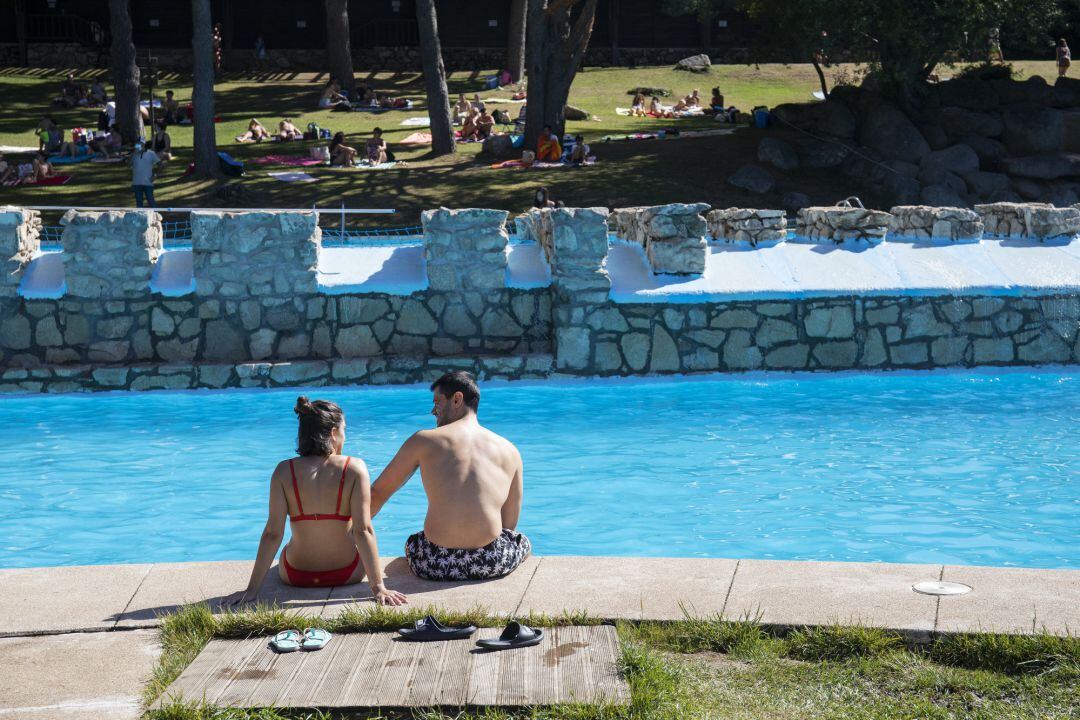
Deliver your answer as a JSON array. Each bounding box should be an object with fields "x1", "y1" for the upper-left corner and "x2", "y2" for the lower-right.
[
  {"x1": 222, "y1": 590, "x2": 255, "y2": 610},
  {"x1": 372, "y1": 583, "x2": 408, "y2": 606}
]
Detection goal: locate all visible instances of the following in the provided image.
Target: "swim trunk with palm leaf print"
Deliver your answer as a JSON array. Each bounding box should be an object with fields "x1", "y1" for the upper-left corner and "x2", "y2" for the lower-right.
[{"x1": 405, "y1": 528, "x2": 531, "y2": 580}]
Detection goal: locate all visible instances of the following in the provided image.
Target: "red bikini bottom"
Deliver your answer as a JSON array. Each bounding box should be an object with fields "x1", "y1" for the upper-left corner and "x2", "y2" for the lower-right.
[{"x1": 282, "y1": 549, "x2": 360, "y2": 587}]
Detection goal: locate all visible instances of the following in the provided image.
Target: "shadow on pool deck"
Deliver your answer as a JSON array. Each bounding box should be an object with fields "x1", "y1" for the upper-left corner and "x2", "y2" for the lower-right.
[{"x1": 0, "y1": 556, "x2": 1076, "y2": 639}]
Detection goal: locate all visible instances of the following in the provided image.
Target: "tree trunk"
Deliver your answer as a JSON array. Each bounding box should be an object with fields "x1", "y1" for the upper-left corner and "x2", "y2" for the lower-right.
[
  {"x1": 507, "y1": 0, "x2": 527, "y2": 82},
  {"x1": 325, "y1": 0, "x2": 356, "y2": 96},
  {"x1": 191, "y1": 0, "x2": 220, "y2": 179},
  {"x1": 15, "y1": 0, "x2": 28, "y2": 67},
  {"x1": 524, "y1": 0, "x2": 600, "y2": 151},
  {"x1": 108, "y1": 0, "x2": 141, "y2": 144},
  {"x1": 812, "y1": 58, "x2": 829, "y2": 99},
  {"x1": 416, "y1": 0, "x2": 456, "y2": 156},
  {"x1": 698, "y1": 6, "x2": 711, "y2": 52}
]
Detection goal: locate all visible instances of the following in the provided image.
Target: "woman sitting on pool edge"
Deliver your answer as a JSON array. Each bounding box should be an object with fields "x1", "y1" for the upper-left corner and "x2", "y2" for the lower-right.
[{"x1": 225, "y1": 397, "x2": 407, "y2": 607}]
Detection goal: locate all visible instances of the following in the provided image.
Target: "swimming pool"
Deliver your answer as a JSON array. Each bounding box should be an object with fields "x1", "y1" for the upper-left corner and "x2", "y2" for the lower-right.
[{"x1": 1, "y1": 370, "x2": 1077, "y2": 569}]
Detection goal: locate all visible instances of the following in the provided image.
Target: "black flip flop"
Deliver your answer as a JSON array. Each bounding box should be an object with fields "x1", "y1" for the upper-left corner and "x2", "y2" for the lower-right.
[
  {"x1": 397, "y1": 615, "x2": 477, "y2": 641},
  {"x1": 475, "y1": 621, "x2": 544, "y2": 650}
]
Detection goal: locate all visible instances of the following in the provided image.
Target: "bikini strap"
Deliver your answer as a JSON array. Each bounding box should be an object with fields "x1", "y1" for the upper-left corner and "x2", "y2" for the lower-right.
[
  {"x1": 289, "y1": 459, "x2": 304, "y2": 516},
  {"x1": 335, "y1": 456, "x2": 351, "y2": 515}
]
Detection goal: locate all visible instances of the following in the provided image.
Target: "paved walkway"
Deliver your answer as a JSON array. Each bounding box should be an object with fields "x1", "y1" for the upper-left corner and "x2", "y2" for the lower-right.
[{"x1": 2, "y1": 557, "x2": 1077, "y2": 720}]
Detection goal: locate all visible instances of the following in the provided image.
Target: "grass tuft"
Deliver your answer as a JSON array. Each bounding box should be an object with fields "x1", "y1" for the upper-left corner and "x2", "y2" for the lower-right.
[
  {"x1": 928, "y1": 631, "x2": 1080, "y2": 677},
  {"x1": 785, "y1": 625, "x2": 904, "y2": 662}
]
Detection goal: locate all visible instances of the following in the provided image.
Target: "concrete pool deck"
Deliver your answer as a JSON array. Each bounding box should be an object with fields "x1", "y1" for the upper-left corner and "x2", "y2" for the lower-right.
[{"x1": 2, "y1": 556, "x2": 1076, "y2": 720}]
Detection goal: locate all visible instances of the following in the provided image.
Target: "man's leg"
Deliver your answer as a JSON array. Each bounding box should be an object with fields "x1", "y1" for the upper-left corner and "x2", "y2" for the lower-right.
[
  {"x1": 133, "y1": 185, "x2": 144, "y2": 208},
  {"x1": 145, "y1": 185, "x2": 157, "y2": 208}
]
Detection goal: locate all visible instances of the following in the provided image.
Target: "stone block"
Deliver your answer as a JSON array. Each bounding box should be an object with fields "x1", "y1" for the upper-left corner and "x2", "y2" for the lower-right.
[
  {"x1": 0, "y1": 207, "x2": 41, "y2": 297},
  {"x1": 612, "y1": 204, "x2": 709, "y2": 275},
  {"x1": 422, "y1": 208, "x2": 509, "y2": 290},
  {"x1": 60, "y1": 210, "x2": 162, "y2": 298}
]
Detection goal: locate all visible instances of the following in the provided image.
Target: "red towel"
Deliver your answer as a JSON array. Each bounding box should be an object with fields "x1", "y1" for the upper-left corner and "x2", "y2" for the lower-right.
[{"x1": 24, "y1": 174, "x2": 72, "y2": 186}]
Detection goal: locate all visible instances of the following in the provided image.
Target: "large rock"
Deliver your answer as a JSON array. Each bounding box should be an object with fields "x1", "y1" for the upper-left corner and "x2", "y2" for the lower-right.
[
  {"x1": 1052, "y1": 76, "x2": 1080, "y2": 108},
  {"x1": 481, "y1": 133, "x2": 516, "y2": 159},
  {"x1": 993, "y1": 76, "x2": 1054, "y2": 107},
  {"x1": 919, "y1": 122, "x2": 949, "y2": 150},
  {"x1": 1038, "y1": 187, "x2": 1079, "y2": 206},
  {"x1": 564, "y1": 104, "x2": 589, "y2": 121},
  {"x1": 675, "y1": 54, "x2": 711, "y2": 73},
  {"x1": 859, "y1": 103, "x2": 930, "y2": 163},
  {"x1": 937, "y1": 78, "x2": 999, "y2": 112},
  {"x1": 757, "y1": 136, "x2": 799, "y2": 170},
  {"x1": 918, "y1": 167, "x2": 967, "y2": 195},
  {"x1": 1001, "y1": 153, "x2": 1080, "y2": 180},
  {"x1": 781, "y1": 192, "x2": 811, "y2": 211},
  {"x1": 940, "y1": 107, "x2": 1003, "y2": 138},
  {"x1": 921, "y1": 185, "x2": 969, "y2": 208},
  {"x1": 960, "y1": 134, "x2": 1007, "y2": 163},
  {"x1": 1002, "y1": 105, "x2": 1064, "y2": 156},
  {"x1": 883, "y1": 173, "x2": 922, "y2": 206},
  {"x1": 921, "y1": 144, "x2": 980, "y2": 177},
  {"x1": 771, "y1": 101, "x2": 856, "y2": 139},
  {"x1": 964, "y1": 171, "x2": 1011, "y2": 198},
  {"x1": 797, "y1": 137, "x2": 851, "y2": 168},
  {"x1": 727, "y1": 164, "x2": 775, "y2": 194}
]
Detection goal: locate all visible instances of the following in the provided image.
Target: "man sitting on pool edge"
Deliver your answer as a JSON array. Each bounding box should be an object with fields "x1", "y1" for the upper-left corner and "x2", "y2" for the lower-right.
[{"x1": 371, "y1": 371, "x2": 531, "y2": 580}]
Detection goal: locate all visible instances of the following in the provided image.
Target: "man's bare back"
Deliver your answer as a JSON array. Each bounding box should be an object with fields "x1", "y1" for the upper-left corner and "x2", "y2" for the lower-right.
[{"x1": 371, "y1": 372, "x2": 530, "y2": 581}]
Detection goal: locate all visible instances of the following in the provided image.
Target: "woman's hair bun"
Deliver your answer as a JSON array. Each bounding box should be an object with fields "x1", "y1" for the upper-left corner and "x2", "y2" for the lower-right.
[{"x1": 294, "y1": 396, "x2": 315, "y2": 417}]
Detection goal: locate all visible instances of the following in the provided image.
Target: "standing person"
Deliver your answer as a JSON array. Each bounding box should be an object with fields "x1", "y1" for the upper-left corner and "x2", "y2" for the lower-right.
[
  {"x1": 131, "y1": 141, "x2": 160, "y2": 208},
  {"x1": 988, "y1": 27, "x2": 1004, "y2": 63},
  {"x1": 212, "y1": 23, "x2": 223, "y2": 73},
  {"x1": 1058, "y1": 38, "x2": 1072, "y2": 78},
  {"x1": 254, "y1": 33, "x2": 268, "y2": 68},
  {"x1": 371, "y1": 372, "x2": 531, "y2": 582}
]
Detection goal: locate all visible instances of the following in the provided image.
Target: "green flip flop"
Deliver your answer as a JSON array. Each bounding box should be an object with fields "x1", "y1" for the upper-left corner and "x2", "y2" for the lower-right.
[
  {"x1": 301, "y1": 627, "x2": 332, "y2": 651},
  {"x1": 269, "y1": 629, "x2": 302, "y2": 653}
]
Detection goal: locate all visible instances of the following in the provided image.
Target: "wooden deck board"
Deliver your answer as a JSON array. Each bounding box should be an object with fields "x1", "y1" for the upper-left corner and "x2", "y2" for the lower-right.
[{"x1": 158, "y1": 626, "x2": 627, "y2": 709}]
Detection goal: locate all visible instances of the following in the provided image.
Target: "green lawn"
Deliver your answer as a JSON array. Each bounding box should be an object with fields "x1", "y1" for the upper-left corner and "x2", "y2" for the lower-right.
[
  {"x1": 0, "y1": 61, "x2": 1064, "y2": 226},
  {"x1": 145, "y1": 604, "x2": 1080, "y2": 720}
]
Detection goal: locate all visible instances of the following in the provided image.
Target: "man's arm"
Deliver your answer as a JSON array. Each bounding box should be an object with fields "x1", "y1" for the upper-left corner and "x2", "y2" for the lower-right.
[
  {"x1": 501, "y1": 449, "x2": 523, "y2": 530},
  {"x1": 370, "y1": 433, "x2": 423, "y2": 518}
]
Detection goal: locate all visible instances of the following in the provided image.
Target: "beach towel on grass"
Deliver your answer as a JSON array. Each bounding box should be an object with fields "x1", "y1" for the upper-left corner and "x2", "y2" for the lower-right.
[
  {"x1": 47, "y1": 153, "x2": 95, "y2": 164},
  {"x1": 400, "y1": 116, "x2": 431, "y2": 127},
  {"x1": 355, "y1": 161, "x2": 398, "y2": 170},
  {"x1": 250, "y1": 154, "x2": 324, "y2": 167},
  {"x1": 90, "y1": 156, "x2": 125, "y2": 163},
  {"x1": 20, "y1": 174, "x2": 72, "y2": 186},
  {"x1": 481, "y1": 97, "x2": 527, "y2": 104},
  {"x1": 490, "y1": 159, "x2": 595, "y2": 170},
  {"x1": 400, "y1": 132, "x2": 432, "y2": 145},
  {"x1": 268, "y1": 171, "x2": 318, "y2": 182},
  {"x1": 0, "y1": 145, "x2": 39, "y2": 154}
]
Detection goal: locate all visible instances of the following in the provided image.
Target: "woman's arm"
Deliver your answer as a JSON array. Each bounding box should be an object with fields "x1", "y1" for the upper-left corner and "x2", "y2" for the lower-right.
[
  {"x1": 227, "y1": 464, "x2": 288, "y2": 606},
  {"x1": 349, "y1": 461, "x2": 407, "y2": 606}
]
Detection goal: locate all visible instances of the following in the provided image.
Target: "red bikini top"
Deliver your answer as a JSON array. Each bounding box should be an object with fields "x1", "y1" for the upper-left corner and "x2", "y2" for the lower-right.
[{"x1": 288, "y1": 457, "x2": 352, "y2": 522}]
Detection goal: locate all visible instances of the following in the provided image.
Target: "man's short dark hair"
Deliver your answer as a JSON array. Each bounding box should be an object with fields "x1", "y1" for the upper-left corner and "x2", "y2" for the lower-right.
[{"x1": 430, "y1": 371, "x2": 480, "y2": 411}]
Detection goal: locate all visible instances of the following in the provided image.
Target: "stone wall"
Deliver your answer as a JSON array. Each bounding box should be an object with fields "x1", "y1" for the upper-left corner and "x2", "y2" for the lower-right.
[
  {"x1": 975, "y1": 202, "x2": 1080, "y2": 240},
  {"x1": 0, "y1": 207, "x2": 41, "y2": 297},
  {"x1": 1, "y1": 206, "x2": 1078, "y2": 393},
  {"x1": 797, "y1": 207, "x2": 893, "y2": 243},
  {"x1": 888, "y1": 206, "x2": 983, "y2": 242},
  {"x1": 707, "y1": 208, "x2": 787, "y2": 246},
  {"x1": 610, "y1": 204, "x2": 708, "y2": 275}
]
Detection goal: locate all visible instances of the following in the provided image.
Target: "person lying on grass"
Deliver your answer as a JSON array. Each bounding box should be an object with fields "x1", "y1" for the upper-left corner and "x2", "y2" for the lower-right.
[
  {"x1": 225, "y1": 397, "x2": 407, "y2": 607},
  {"x1": 277, "y1": 118, "x2": 303, "y2": 142},
  {"x1": 235, "y1": 118, "x2": 270, "y2": 143},
  {"x1": 650, "y1": 96, "x2": 673, "y2": 118},
  {"x1": 329, "y1": 131, "x2": 358, "y2": 166},
  {"x1": 32, "y1": 153, "x2": 52, "y2": 182},
  {"x1": 371, "y1": 372, "x2": 531, "y2": 581},
  {"x1": 0, "y1": 154, "x2": 13, "y2": 185}
]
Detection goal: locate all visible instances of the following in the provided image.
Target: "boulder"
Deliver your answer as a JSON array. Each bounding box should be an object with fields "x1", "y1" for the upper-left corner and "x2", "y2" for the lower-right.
[
  {"x1": 481, "y1": 133, "x2": 517, "y2": 159},
  {"x1": 888, "y1": 160, "x2": 920, "y2": 177},
  {"x1": 757, "y1": 136, "x2": 799, "y2": 170},
  {"x1": 727, "y1": 164, "x2": 775, "y2": 194},
  {"x1": 883, "y1": 173, "x2": 922, "y2": 206},
  {"x1": 987, "y1": 189, "x2": 1023, "y2": 203},
  {"x1": 841, "y1": 149, "x2": 889, "y2": 183},
  {"x1": 797, "y1": 137, "x2": 851, "y2": 168},
  {"x1": 964, "y1": 171, "x2": 1010, "y2": 198},
  {"x1": 992, "y1": 76, "x2": 1054, "y2": 106},
  {"x1": 921, "y1": 144, "x2": 980, "y2": 177},
  {"x1": 772, "y1": 101, "x2": 857, "y2": 138},
  {"x1": 919, "y1": 122, "x2": 950, "y2": 150},
  {"x1": 937, "y1": 78, "x2": 999, "y2": 112},
  {"x1": 921, "y1": 184, "x2": 969, "y2": 208},
  {"x1": 675, "y1": 54, "x2": 711, "y2": 73},
  {"x1": 1051, "y1": 76, "x2": 1080, "y2": 108},
  {"x1": 1011, "y1": 177, "x2": 1044, "y2": 200},
  {"x1": 939, "y1": 107, "x2": 1004, "y2": 138},
  {"x1": 1002, "y1": 104, "x2": 1064, "y2": 155},
  {"x1": 1001, "y1": 153, "x2": 1080, "y2": 180},
  {"x1": 859, "y1": 103, "x2": 931, "y2": 163},
  {"x1": 960, "y1": 134, "x2": 1007, "y2": 163},
  {"x1": 1038, "y1": 187, "x2": 1080, "y2": 206},
  {"x1": 781, "y1": 192, "x2": 811, "y2": 211},
  {"x1": 1063, "y1": 110, "x2": 1080, "y2": 152},
  {"x1": 564, "y1": 104, "x2": 589, "y2": 121},
  {"x1": 919, "y1": 167, "x2": 967, "y2": 195}
]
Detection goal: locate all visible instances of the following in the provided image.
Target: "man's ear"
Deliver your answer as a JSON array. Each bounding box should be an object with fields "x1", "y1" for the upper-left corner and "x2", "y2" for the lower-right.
[{"x1": 453, "y1": 391, "x2": 464, "y2": 408}]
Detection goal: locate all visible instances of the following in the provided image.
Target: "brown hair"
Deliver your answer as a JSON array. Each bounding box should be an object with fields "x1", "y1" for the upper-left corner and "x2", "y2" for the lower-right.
[
  {"x1": 294, "y1": 396, "x2": 344, "y2": 456},
  {"x1": 430, "y1": 371, "x2": 480, "y2": 411}
]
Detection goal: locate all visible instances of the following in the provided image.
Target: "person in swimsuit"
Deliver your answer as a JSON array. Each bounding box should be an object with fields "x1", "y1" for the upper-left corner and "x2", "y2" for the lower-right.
[
  {"x1": 371, "y1": 371, "x2": 531, "y2": 581},
  {"x1": 1058, "y1": 39, "x2": 1072, "y2": 78},
  {"x1": 226, "y1": 397, "x2": 407, "y2": 607}
]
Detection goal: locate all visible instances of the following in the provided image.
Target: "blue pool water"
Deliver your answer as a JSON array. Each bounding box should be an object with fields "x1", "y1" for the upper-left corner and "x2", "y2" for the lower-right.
[{"x1": 1, "y1": 370, "x2": 1077, "y2": 569}]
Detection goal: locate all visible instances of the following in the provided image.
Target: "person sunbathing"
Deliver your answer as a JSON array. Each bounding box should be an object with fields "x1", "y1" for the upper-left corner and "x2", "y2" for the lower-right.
[
  {"x1": 686, "y1": 89, "x2": 701, "y2": 107},
  {"x1": 0, "y1": 154, "x2": 13, "y2": 185},
  {"x1": 460, "y1": 108, "x2": 480, "y2": 140},
  {"x1": 319, "y1": 80, "x2": 351, "y2": 110},
  {"x1": 649, "y1": 96, "x2": 673, "y2": 118},
  {"x1": 90, "y1": 80, "x2": 108, "y2": 106},
  {"x1": 60, "y1": 74, "x2": 86, "y2": 107},
  {"x1": 277, "y1": 118, "x2": 302, "y2": 141},
  {"x1": 32, "y1": 153, "x2": 52, "y2": 182},
  {"x1": 372, "y1": 372, "x2": 531, "y2": 581},
  {"x1": 89, "y1": 123, "x2": 123, "y2": 158},
  {"x1": 569, "y1": 134, "x2": 590, "y2": 165},
  {"x1": 365, "y1": 127, "x2": 388, "y2": 164},
  {"x1": 475, "y1": 108, "x2": 495, "y2": 139},
  {"x1": 150, "y1": 123, "x2": 173, "y2": 161},
  {"x1": 630, "y1": 92, "x2": 647, "y2": 117},
  {"x1": 235, "y1": 118, "x2": 270, "y2": 143},
  {"x1": 536, "y1": 125, "x2": 562, "y2": 162},
  {"x1": 710, "y1": 87, "x2": 725, "y2": 113},
  {"x1": 58, "y1": 135, "x2": 92, "y2": 160},
  {"x1": 225, "y1": 397, "x2": 407, "y2": 607},
  {"x1": 329, "y1": 131, "x2": 358, "y2": 166},
  {"x1": 454, "y1": 93, "x2": 471, "y2": 122}
]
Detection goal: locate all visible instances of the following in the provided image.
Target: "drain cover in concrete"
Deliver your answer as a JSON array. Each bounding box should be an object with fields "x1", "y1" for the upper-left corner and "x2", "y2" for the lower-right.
[
  {"x1": 154, "y1": 626, "x2": 628, "y2": 709},
  {"x1": 913, "y1": 581, "x2": 972, "y2": 596}
]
